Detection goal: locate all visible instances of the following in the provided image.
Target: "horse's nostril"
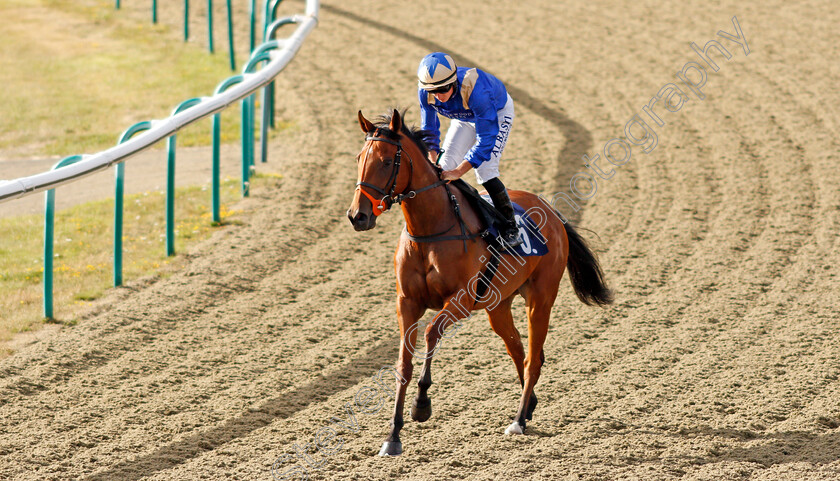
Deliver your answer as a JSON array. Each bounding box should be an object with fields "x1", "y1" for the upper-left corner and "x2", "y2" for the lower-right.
[{"x1": 347, "y1": 209, "x2": 368, "y2": 229}]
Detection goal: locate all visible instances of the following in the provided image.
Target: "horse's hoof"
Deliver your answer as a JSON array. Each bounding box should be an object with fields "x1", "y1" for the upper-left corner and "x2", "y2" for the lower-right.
[
  {"x1": 505, "y1": 421, "x2": 525, "y2": 435},
  {"x1": 411, "y1": 397, "x2": 432, "y2": 422},
  {"x1": 378, "y1": 441, "x2": 403, "y2": 457}
]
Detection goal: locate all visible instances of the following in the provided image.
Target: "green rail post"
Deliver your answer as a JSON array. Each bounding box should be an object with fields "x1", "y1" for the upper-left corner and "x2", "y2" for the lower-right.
[
  {"x1": 260, "y1": 88, "x2": 269, "y2": 163},
  {"x1": 153, "y1": 0, "x2": 158, "y2": 23},
  {"x1": 263, "y1": 0, "x2": 271, "y2": 38},
  {"x1": 263, "y1": 0, "x2": 274, "y2": 128},
  {"x1": 266, "y1": 1, "x2": 289, "y2": 127},
  {"x1": 241, "y1": 97, "x2": 252, "y2": 195},
  {"x1": 265, "y1": 0, "x2": 287, "y2": 36},
  {"x1": 115, "y1": 121, "x2": 153, "y2": 286},
  {"x1": 264, "y1": 14, "x2": 298, "y2": 130},
  {"x1": 249, "y1": 94, "x2": 257, "y2": 167},
  {"x1": 212, "y1": 75, "x2": 245, "y2": 213},
  {"x1": 114, "y1": 163, "x2": 125, "y2": 286},
  {"x1": 242, "y1": 50, "x2": 273, "y2": 180},
  {"x1": 116, "y1": 0, "x2": 121, "y2": 9},
  {"x1": 226, "y1": 0, "x2": 236, "y2": 70},
  {"x1": 211, "y1": 113, "x2": 222, "y2": 222},
  {"x1": 44, "y1": 191, "x2": 54, "y2": 319},
  {"x1": 265, "y1": 15, "x2": 298, "y2": 40},
  {"x1": 249, "y1": 41, "x2": 281, "y2": 164},
  {"x1": 207, "y1": 0, "x2": 214, "y2": 53},
  {"x1": 184, "y1": 0, "x2": 190, "y2": 41},
  {"x1": 166, "y1": 98, "x2": 203, "y2": 256},
  {"x1": 248, "y1": 0, "x2": 256, "y2": 53},
  {"x1": 43, "y1": 155, "x2": 85, "y2": 320}
]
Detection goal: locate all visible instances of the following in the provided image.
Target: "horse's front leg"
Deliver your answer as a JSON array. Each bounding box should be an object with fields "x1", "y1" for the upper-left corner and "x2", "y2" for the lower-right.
[
  {"x1": 412, "y1": 296, "x2": 471, "y2": 423},
  {"x1": 379, "y1": 295, "x2": 424, "y2": 457}
]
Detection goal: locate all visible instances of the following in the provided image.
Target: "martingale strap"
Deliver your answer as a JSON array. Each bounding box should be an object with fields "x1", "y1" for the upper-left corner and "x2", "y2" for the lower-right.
[
  {"x1": 403, "y1": 182, "x2": 486, "y2": 252},
  {"x1": 445, "y1": 181, "x2": 470, "y2": 252}
]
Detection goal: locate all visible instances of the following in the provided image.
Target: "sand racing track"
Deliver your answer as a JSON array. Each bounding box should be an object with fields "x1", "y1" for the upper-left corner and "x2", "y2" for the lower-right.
[{"x1": 2, "y1": 0, "x2": 840, "y2": 479}]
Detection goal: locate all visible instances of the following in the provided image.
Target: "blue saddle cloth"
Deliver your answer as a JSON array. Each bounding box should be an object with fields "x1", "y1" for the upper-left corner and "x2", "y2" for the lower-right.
[{"x1": 480, "y1": 195, "x2": 548, "y2": 257}]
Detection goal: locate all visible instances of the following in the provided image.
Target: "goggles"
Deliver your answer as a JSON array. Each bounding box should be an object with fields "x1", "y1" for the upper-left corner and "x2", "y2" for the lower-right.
[{"x1": 426, "y1": 83, "x2": 453, "y2": 95}]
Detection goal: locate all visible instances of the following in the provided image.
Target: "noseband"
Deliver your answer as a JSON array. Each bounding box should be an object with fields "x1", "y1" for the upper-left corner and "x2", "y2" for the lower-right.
[{"x1": 355, "y1": 130, "x2": 446, "y2": 216}]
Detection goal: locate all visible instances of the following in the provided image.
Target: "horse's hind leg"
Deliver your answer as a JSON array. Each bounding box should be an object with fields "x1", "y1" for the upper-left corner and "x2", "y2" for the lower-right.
[{"x1": 506, "y1": 277, "x2": 558, "y2": 435}]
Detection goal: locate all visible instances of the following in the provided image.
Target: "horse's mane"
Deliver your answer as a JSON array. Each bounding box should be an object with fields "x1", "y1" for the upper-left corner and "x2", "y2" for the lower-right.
[{"x1": 371, "y1": 109, "x2": 432, "y2": 160}]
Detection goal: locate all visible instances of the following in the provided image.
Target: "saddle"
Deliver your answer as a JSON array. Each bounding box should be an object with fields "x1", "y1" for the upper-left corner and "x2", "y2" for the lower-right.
[
  {"x1": 448, "y1": 178, "x2": 508, "y2": 235},
  {"x1": 448, "y1": 178, "x2": 550, "y2": 259}
]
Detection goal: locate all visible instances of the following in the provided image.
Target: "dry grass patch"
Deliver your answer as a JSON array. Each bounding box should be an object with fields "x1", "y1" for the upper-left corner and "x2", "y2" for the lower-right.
[
  {"x1": 0, "y1": 173, "x2": 281, "y2": 356},
  {"x1": 0, "y1": 0, "x2": 244, "y2": 160}
]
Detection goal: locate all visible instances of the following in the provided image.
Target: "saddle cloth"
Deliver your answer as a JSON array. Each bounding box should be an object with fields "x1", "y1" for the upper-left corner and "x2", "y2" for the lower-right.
[
  {"x1": 479, "y1": 195, "x2": 549, "y2": 257},
  {"x1": 446, "y1": 179, "x2": 547, "y2": 257}
]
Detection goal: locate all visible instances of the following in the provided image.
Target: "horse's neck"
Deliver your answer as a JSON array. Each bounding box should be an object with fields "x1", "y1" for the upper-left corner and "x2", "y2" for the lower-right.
[{"x1": 400, "y1": 145, "x2": 456, "y2": 237}]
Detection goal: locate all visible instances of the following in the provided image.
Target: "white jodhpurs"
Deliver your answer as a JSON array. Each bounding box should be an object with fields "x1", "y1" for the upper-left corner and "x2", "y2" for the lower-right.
[{"x1": 438, "y1": 94, "x2": 514, "y2": 185}]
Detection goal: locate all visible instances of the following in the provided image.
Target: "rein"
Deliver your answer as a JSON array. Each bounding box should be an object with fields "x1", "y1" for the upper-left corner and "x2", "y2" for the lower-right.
[{"x1": 355, "y1": 131, "x2": 484, "y2": 252}]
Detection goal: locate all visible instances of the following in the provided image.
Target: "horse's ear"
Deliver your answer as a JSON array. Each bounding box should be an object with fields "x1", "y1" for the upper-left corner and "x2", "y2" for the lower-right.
[
  {"x1": 389, "y1": 109, "x2": 402, "y2": 133},
  {"x1": 358, "y1": 110, "x2": 375, "y2": 133}
]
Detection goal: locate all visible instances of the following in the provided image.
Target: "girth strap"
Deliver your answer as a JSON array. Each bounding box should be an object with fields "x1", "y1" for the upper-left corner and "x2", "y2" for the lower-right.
[
  {"x1": 474, "y1": 251, "x2": 501, "y2": 303},
  {"x1": 404, "y1": 225, "x2": 485, "y2": 244}
]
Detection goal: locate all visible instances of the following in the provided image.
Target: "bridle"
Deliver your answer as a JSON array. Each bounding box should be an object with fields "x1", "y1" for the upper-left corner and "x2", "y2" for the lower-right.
[
  {"x1": 355, "y1": 130, "x2": 446, "y2": 216},
  {"x1": 353, "y1": 126, "x2": 503, "y2": 300},
  {"x1": 354, "y1": 128, "x2": 488, "y2": 254}
]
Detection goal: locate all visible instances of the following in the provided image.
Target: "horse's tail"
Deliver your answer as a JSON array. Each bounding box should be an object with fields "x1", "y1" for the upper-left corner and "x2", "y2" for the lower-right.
[{"x1": 563, "y1": 222, "x2": 613, "y2": 306}]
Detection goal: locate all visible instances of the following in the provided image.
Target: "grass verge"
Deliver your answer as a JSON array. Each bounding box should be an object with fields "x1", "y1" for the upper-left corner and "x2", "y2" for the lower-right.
[
  {"x1": 0, "y1": 173, "x2": 281, "y2": 358},
  {"x1": 0, "y1": 0, "x2": 246, "y2": 159}
]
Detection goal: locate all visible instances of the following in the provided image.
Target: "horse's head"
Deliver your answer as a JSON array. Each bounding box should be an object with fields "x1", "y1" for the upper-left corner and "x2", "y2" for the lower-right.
[{"x1": 347, "y1": 109, "x2": 409, "y2": 231}]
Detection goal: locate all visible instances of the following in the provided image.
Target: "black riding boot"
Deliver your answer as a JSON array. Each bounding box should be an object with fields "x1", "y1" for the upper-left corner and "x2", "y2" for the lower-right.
[{"x1": 483, "y1": 177, "x2": 523, "y2": 249}]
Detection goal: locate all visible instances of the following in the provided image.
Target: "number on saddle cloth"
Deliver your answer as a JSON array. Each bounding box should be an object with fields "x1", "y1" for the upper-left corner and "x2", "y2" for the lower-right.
[{"x1": 479, "y1": 195, "x2": 549, "y2": 257}]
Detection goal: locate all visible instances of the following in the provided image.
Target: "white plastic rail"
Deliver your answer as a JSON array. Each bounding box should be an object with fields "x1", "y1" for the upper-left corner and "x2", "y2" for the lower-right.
[{"x1": 0, "y1": 0, "x2": 319, "y2": 205}]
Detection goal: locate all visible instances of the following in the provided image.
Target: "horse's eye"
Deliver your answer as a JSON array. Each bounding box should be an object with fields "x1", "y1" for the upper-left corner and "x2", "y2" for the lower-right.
[{"x1": 383, "y1": 158, "x2": 393, "y2": 166}]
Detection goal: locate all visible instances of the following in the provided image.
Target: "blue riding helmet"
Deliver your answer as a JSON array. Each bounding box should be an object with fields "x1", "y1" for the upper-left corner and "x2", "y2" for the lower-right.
[{"x1": 417, "y1": 52, "x2": 458, "y2": 90}]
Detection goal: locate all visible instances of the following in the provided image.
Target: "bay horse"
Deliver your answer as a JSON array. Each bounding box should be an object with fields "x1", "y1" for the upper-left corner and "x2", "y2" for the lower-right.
[{"x1": 347, "y1": 109, "x2": 612, "y2": 456}]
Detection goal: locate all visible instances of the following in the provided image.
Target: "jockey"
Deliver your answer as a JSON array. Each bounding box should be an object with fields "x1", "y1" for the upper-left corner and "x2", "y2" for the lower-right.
[{"x1": 416, "y1": 52, "x2": 522, "y2": 248}]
